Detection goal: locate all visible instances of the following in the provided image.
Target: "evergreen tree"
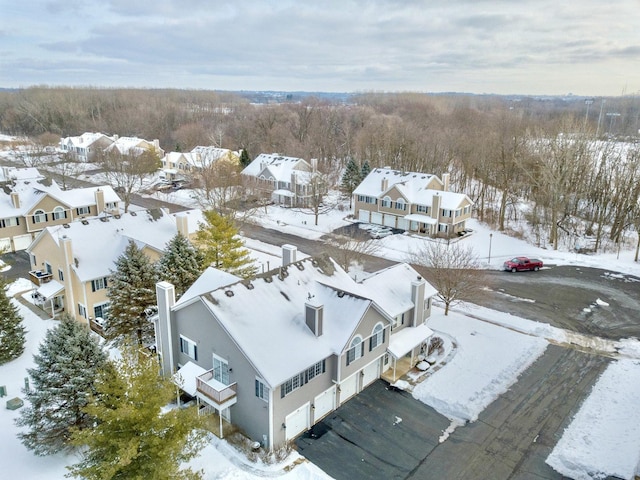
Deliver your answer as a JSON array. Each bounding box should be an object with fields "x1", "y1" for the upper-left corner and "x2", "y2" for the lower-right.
[
  {"x1": 157, "y1": 233, "x2": 204, "y2": 298},
  {"x1": 0, "y1": 279, "x2": 26, "y2": 365},
  {"x1": 106, "y1": 240, "x2": 158, "y2": 346},
  {"x1": 239, "y1": 148, "x2": 251, "y2": 168},
  {"x1": 196, "y1": 210, "x2": 256, "y2": 278},
  {"x1": 360, "y1": 160, "x2": 371, "y2": 180},
  {"x1": 67, "y1": 343, "x2": 206, "y2": 480},
  {"x1": 15, "y1": 314, "x2": 108, "y2": 455},
  {"x1": 340, "y1": 157, "x2": 362, "y2": 208}
]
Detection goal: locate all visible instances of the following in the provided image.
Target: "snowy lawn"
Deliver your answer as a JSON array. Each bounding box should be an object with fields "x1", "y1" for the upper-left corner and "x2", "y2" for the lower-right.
[
  {"x1": 413, "y1": 308, "x2": 549, "y2": 424},
  {"x1": 546, "y1": 359, "x2": 640, "y2": 480}
]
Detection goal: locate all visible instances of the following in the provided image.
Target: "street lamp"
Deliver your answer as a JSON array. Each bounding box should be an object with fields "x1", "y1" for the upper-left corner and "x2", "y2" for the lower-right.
[{"x1": 488, "y1": 233, "x2": 493, "y2": 263}]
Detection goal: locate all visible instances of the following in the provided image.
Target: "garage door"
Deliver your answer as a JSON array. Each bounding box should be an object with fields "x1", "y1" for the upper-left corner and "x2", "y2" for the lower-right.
[
  {"x1": 12, "y1": 234, "x2": 32, "y2": 251},
  {"x1": 358, "y1": 210, "x2": 370, "y2": 222},
  {"x1": 285, "y1": 402, "x2": 310, "y2": 441},
  {"x1": 383, "y1": 215, "x2": 396, "y2": 228},
  {"x1": 370, "y1": 212, "x2": 383, "y2": 225},
  {"x1": 362, "y1": 359, "x2": 380, "y2": 388},
  {"x1": 339, "y1": 373, "x2": 358, "y2": 405},
  {"x1": 397, "y1": 218, "x2": 409, "y2": 231},
  {"x1": 313, "y1": 386, "x2": 336, "y2": 422}
]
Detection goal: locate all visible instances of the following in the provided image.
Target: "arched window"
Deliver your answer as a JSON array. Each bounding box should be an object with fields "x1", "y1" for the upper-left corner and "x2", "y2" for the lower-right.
[
  {"x1": 52, "y1": 206, "x2": 66, "y2": 221},
  {"x1": 396, "y1": 198, "x2": 406, "y2": 211},
  {"x1": 347, "y1": 335, "x2": 363, "y2": 365},
  {"x1": 33, "y1": 209, "x2": 47, "y2": 224},
  {"x1": 381, "y1": 196, "x2": 392, "y2": 208},
  {"x1": 370, "y1": 323, "x2": 385, "y2": 350}
]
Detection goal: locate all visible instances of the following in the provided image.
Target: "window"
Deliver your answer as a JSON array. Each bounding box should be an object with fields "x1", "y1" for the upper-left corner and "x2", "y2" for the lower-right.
[
  {"x1": 416, "y1": 205, "x2": 428, "y2": 214},
  {"x1": 93, "y1": 302, "x2": 109, "y2": 320},
  {"x1": 357, "y1": 195, "x2": 377, "y2": 205},
  {"x1": 395, "y1": 199, "x2": 406, "y2": 211},
  {"x1": 381, "y1": 196, "x2": 391, "y2": 208},
  {"x1": 255, "y1": 378, "x2": 268, "y2": 402},
  {"x1": 442, "y1": 209, "x2": 452, "y2": 218},
  {"x1": 52, "y1": 206, "x2": 67, "y2": 220},
  {"x1": 454, "y1": 209, "x2": 461, "y2": 218},
  {"x1": 91, "y1": 277, "x2": 108, "y2": 292},
  {"x1": 392, "y1": 313, "x2": 405, "y2": 330},
  {"x1": 78, "y1": 304, "x2": 87, "y2": 318},
  {"x1": 438, "y1": 223, "x2": 449, "y2": 233},
  {"x1": 213, "y1": 353, "x2": 229, "y2": 384},
  {"x1": 105, "y1": 202, "x2": 118, "y2": 210},
  {"x1": 76, "y1": 206, "x2": 90, "y2": 215},
  {"x1": 0, "y1": 217, "x2": 19, "y2": 228},
  {"x1": 369, "y1": 323, "x2": 385, "y2": 350},
  {"x1": 33, "y1": 209, "x2": 47, "y2": 223},
  {"x1": 280, "y1": 360, "x2": 326, "y2": 398},
  {"x1": 44, "y1": 262, "x2": 52, "y2": 274},
  {"x1": 58, "y1": 268, "x2": 64, "y2": 281},
  {"x1": 463, "y1": 205, "x2": 471, "y2": 215},
  {"x1": 346, "y1": 336, "x2": 364, "y2": 365},
  {"x1": 179, "y1": 336, "x2": 198, "y2": 361}
]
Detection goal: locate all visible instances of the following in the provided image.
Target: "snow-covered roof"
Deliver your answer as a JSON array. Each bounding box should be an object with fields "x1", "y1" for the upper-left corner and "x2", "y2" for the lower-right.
[
  {"x1": 105, "y1": 136, "x2": 162, "y2": 156},
  {"x1": 0, "y1": 166, "x2": 44, "y2": 183},
  {"x1": 353, "y1": 167, "x2": 472, "y2": 209},
  {"x1": 60, "y1": 132, "x2": 113, "y2": 148},
  {"x1": 33, "y1": 208, "x2": 200, "y2": 282},
  {"x1": 162, "y1": 147, "x2": 237, "y2": 171},
  {"x1": 388, "y1": 323, "x2": 434, "y2": 358},
  {"x1": 177, "y1": 267, "x2": 241, "y2": 306},
  {"x1": 173, "y1": 361, "x2": 206, "y2": 396},
  {"x1": 241, "y1": 153, "x2": 310, "y2": 181}
]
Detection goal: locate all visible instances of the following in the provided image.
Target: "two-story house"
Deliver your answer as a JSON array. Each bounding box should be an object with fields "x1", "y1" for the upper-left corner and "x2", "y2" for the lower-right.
[
  {"x1": 0, "y1": 173, "x2": 122, "y2": 252},
  {"x1": 353, "y1": 168, "x2": 474, "y2": 237},
  {"x1": 104, "y1": 135, "x2": 164, "y2": 158},
  {"x1": 26, "y1": 208, "x2": 203, "y2": 325},
  {"x1": 159, "y1": 146, "x2": 239, "y2": 182},
  {"x1": 59, "y1": 132, "x2": 114, "y2": 162},
  {"x1": 153, "y1": 245, "x2": 437, "y2": 449},
  {"x1": 241, "y1": 153, "x2": 321, "y2": 207}
]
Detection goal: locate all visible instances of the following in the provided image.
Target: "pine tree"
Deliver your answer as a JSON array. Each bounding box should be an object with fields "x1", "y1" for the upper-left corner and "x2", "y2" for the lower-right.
[
  {"x1": 340, "y1": 157, "x2": 362, "y2": 208},
  {"x1": 239, "y1": 148, "x2": 251, "y2": 168},
  {"x1": 106, "y1": 240, "x2": 158, "y2": 346},
  {"x1": 0, "y1": 279, "x2": 26, "y2": 365},
  {"x1": 67, "y1": 343, "x2": 206, "y2": 480},
  {"x1": 196, "y1": 210, "x2": 256, "y2": 278},
  {"x1": 360, "y1": 160, "x2": 371, "y2": 180},
  {"x1": 15, "y1": 314, "x2": 108, "y2": 455},
  {"x1": 157, "y1": 233, "x2": 204, "y2": 298}
]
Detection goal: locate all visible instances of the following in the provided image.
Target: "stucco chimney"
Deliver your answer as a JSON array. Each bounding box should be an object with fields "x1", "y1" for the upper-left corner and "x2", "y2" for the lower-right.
[
  {"x1": 155, "y1": 281, "x2": 176, "y2": 377},
  {"x1": 442, "y1": 173, "x2": 450, "y2": 192},
  {"x1": 10, "y1": 192, "x2": 20, "y2": 209},
  {"x1": 431, "y1": 193, "x2": 441, "y2": 220},
  {"x1": 305, "y1": 300, "x2": 323, "y2": 337},
  {"x1": 175, "y1": 213, "x2": 189, "y2": 238},
  {"x1": 411, "y1": 276, "x2": 426, "y2": 327},
  {"x1": 94, "y1": 188, "x2": 105, "y2": 214},
  {"x1": 381, "y1": 178, "x2": 388, "y2": 191},
  {"x1": 282, "y1": 244, "x2": 297, "y2": 267},
  {"x1": 60, "y1": 235, "x2": 76, "y2": 319}
]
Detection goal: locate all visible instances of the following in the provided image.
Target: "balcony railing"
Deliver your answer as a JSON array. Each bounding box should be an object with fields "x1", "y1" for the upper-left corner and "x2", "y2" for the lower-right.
[
  {"x1": 28, "y1": 270, "x2": 52, "y2": 286},
  {"x1": 196, "y1": 370, "x2": 237, "y2": 407}
]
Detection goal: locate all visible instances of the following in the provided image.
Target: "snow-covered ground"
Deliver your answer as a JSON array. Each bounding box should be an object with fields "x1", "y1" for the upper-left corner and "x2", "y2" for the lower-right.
[{"x1": 1, "y1": 147, "x2": 640, "y2": 479}]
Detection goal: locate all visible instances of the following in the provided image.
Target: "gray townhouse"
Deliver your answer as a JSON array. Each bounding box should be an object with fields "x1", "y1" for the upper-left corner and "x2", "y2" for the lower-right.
[{"x1": 153, "y1": 245, "x2": 437, "y2": 450}]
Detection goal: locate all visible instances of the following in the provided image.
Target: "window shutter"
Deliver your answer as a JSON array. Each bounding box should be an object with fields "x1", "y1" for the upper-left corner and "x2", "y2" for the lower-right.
[
  {"x1": 193, "y1": 345, "x2": 198, "y2": 361},
  {"x1": 360, "y1": 343, "x2": 364, "y2": 357},
  {"x1": 369, "y1": 337, "x2": 373, "y2": 351},
  {"x1": 382, "y1": 329, "x2": 386, "y2": 344},
  {"x1": 255, "y1": 379, "x2": 259, "y2": 397},
  {"x1": 91, "y1": 280, "x2": 96, "y2": 292},
  {"x1": 45, "y1": 213, "x2": 48, "y2": 221},
  {"x1": 322, "y1": 359, "x2": 326, "y2": 373},
  {"x1": 16, "y1": 217, "x2": 19, "y2": 225},
  {"x1": 281, "y1": 385, "x2": 285, "y2": 398}
]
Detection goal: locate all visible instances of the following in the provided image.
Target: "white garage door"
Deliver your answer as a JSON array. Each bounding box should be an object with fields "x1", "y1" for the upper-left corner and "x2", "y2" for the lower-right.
[
  {"x1": 339, "y1": 373, "x2": 358, "y2": 405},
  {"x1": 285, "y1": 402, "x2": 310, "y2": 441},
  {"x1": 383, "y1": 214, "x2": 396, "y2": 228},
  {"x1": 370, "y1": 212, "x2": 383, "y2": 225},
  {"x1": 397, "y1": 218, "x2": 409, "y2": 231},
  {"x1": 358, "y1": 210, "x2": 370, "y2": 222},
  {"x1": 12, "y1": 234, "x2": 32, "y2": 251},
  {"x1": 313, "y1": 386, "x2": 336, "y2": 422},
  {"x1": 362, "y1": 359, "x2": 379, "y2": 388}
]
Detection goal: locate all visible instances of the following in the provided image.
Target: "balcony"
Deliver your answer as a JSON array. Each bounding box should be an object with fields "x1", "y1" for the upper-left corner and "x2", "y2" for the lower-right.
[
  {"x1": 29, "y1": 270, "x2": 53, "y2": 286},
  {"x1": 196, "y1": 370, "x2": 237, "y2": 409}
]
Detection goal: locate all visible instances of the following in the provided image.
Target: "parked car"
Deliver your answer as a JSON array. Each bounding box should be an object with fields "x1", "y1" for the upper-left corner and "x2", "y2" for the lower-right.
[
  {"x1": 503, "y1": 257, "x2": 543, "y2": 272},
  {"x1": 369, "y1": 227, "x2": 393, "y2": 239}
]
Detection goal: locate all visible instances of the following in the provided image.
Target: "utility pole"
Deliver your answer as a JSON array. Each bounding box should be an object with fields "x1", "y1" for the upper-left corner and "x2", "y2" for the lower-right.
[
  {"x1": 584, "y1": 99, "x2": 594, "y2": 131},
  {"x1": 596, "y1": 99, "x2": 606, "y2": 137},
  {"x1": 606, "y1": 112, "x2": 621, "y2": 137}
]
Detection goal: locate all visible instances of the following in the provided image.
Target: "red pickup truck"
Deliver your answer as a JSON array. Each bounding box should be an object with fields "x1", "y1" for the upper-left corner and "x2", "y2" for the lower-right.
[{"x1": 503, "y1": 257, "x2": 543, "y2": 272}]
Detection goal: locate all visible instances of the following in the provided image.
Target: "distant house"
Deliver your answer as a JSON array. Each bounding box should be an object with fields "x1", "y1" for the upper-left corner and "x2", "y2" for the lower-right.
[
  {"x1": 26, "y1": 208, "x2": 203, "y2": 324},
  {"x1": 153, "y1": 245, "x2": 437, "y2": 450},
  {"x1": 0, "y1": 167, "x2": 122, "y2": 252},
  {"x1": 353, "y1": 168, "x2": 473, "y2": 236},
  {"x1": 241, "y1": 153, "x2": 322, "y2": 207},
  {"x1": 159, "y1": 146, "x2": 239, "y2": 182},
  {"x1": 59, "y1": 132, "x2": 114, "y2": 162},
  {"x1": 104, "y1": 135, "x2": 164, "y2": 158}
]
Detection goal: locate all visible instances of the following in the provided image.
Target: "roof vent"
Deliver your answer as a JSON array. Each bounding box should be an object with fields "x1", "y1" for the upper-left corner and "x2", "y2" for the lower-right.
[
  {"x1": 63, "y1": 223, "x2": 70, "y2": 229},
  {"x1": 225, "y1": 290, "x2": 234, "y2": 297},
  {"x1": 114, "y1": 214, "x2": 121, "y2": 219},
  {"x1": 81, "y1": 220, "x2": 89, "y2": 225},
  {"x1": 100, "y1": 217, "x2": 109, "y2": 222},
  {"x1": 337, "y1": 291, "x2": 345, "y2": 298},
  {"x1": 264, "y1": 276, "x2": 273, "y2": 283},
  {"x1": 295, "y1": 263, "x2": 304, "y2": 271},
  {"x1": 130, "y1": 211, "x2": 137, "y2": 216}
]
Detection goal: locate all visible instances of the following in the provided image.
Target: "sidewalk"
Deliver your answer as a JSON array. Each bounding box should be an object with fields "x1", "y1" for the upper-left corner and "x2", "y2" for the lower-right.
[{"x1": 12, "y1": 289, "x2": 55, "y2": 321}]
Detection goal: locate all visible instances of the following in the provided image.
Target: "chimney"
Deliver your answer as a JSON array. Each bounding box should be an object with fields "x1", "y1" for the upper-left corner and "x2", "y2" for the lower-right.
[
  {"x1": 10, "y1": 192, "x2": 20, "y2": 209},
  {"x1": 175, "y1": 213, "x2": 189, "y2": 238},
  {"x1": 155, "y1": 281, "x2": 176, "y2": 377},
  {"x1": 442, "y1": 173, "x2": 450, "y2": 192},
  {"x1": 305, "y1": 300, "x2": 323, "y2": 337},
  {"x1": 60, "y1": 235, "x2": 76, "y2": 318},
  {"x1": 431, "y1": 193, "x2": 441, "y2": 220},
  {"x1": 282, "y1": 244, "x2": 297, "y2": 267},
  {"x1": 411, "y1": 276, "x2": 426, "y2": 326},
  {"x1": 94, "y1": 188, "x2": 105, "y2": 214},
  {"x1": 381, "y1": 178, "x2": 388, "y2": 191},
  {"x1": 310, "y1": 158, "x2": 318, "y2": 172},
  {"x1": 153, "y1": 139, "x2": 160, "y2": 149}
]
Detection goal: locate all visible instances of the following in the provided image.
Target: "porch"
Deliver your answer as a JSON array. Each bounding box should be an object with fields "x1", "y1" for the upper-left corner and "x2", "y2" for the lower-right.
[{"x1": 380, "y1": 355, "x2": 414, "y2": 383}]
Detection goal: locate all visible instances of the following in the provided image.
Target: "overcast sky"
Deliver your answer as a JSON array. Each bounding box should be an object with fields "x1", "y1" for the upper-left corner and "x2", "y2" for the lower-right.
[{"x1": 1, "y1": 1, "x2": 639, "y2": 96}]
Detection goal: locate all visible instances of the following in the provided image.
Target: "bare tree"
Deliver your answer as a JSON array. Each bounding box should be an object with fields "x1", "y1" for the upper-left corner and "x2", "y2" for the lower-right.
[
  {"x1": 323, "y1": 232, "x2": 379, "y2": 272},
  {"x1": 409, "y1": 240, "x2": 485, "y2": 315},
  {"x1": 190, "y1": 158, "x2": 242, "y2": 212}
]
